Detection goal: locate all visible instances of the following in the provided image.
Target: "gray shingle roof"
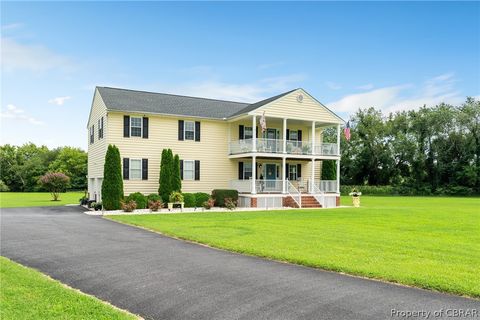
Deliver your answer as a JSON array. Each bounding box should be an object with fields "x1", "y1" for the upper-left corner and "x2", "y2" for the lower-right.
[{"x1": 97, "y1": 86, "x2": 297, "y2": 120}]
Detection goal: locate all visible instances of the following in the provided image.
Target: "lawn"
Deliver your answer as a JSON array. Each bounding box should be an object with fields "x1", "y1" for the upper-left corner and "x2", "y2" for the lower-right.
[
  {"x1": 0, "y1": 192, "x2": 84, "y2": 208},
  {"x1": 109, "y1": 196, "x2": 480, "y2": 298},
  {"x1": 0, "y1": 257, "x2": 138, "y2": 319}
]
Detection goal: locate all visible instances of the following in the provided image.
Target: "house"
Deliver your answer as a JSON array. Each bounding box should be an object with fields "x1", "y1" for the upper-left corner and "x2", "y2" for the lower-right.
[{"x1": 87, "y1": 87, "x2": 344, "y2": 208}]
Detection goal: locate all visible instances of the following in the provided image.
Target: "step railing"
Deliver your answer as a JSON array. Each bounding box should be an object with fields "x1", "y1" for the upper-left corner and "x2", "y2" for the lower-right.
[
  {"x1": 310, "y1": 179, "x2": 325, "y2": 208},
  {"x1": 287, "y1": 179, "x2": 301, "y2": 208}
]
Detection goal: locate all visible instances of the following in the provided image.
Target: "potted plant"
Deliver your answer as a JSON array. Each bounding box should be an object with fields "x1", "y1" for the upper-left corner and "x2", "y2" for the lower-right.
[
  {"x1": 168, "y1": 191, "x2": 184, "y2": 210},
  {"x1": 349, "y1": 187, "x2": 362, "y2": 207}
]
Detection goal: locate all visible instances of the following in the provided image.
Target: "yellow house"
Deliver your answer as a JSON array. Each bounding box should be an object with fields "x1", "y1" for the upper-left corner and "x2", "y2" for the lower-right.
[{"x1": 87, "y1": 87, "x2": 344, "y2": 208}]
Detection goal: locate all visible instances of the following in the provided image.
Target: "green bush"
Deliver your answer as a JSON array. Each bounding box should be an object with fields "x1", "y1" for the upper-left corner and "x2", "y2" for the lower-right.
[
  {"x1": 102, "y1": 145, "x2": 124, "y2": 210},
  {"x1": 0, "y1": 180, "x2": 10, "y2": 192},
  {"x1": 194, "y1": 192, "x2": 210, "y2": 207},
  {"x1": 125, "y1": 192, "x2": 147, "y2": 209},
  {"x1": 340, "y1": 185, "x2": 395, "y2": 196},
  {"x1": 169, "y1": 191, "x2": 184, "y2": 203},
  {"x1": 183, "y1": 193, "x2": 196, "y2": 207},
  {"x1": 212, "y1": 189, "x2": 238, "y2": 207},
  {"x1": 147, "y1": 193, "x2": 161, "y2": 202}
]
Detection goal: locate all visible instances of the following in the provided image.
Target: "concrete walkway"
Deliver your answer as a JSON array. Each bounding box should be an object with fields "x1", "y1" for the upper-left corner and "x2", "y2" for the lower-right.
[{"x1": 1, "y1": 206, "x2": 478, "y2": 320}]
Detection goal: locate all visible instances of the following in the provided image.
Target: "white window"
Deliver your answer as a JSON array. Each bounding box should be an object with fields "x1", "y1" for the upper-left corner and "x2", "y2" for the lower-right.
[
  {"x1": 98, "y1": 117, "x2": 104, "y2": 139},
  {"x1": 184, "y1": 121, "x2": 195, "y2": 140},
  {"x1": 183, "y1": 160, "x2": 194, "y2": 180},
  {"x1": 244, "y1": 162, "x2": 252, "y2": 179},
  {"x1": 90, "y1": 126, "x2": 94, "y2": 144},
  {"x1": 130, "y1": 159, "x2": 142, "y2": 180},
  {"x1": 130, "y1": 117, "x2": 142, "y2": 137},
  {"x1": 289, "y1": 165, "x2": 297, "y2": 181},
  {"x1": 244, "y1": 127, "x2": 253, "y2": 140},
  {"x1": 289, "y1": 130, "x2": 298, "y2": 141}
]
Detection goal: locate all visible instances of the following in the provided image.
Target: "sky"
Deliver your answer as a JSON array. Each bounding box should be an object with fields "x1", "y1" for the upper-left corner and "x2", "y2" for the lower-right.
[{"x1": 1, "y1": 1, "x2": 479, "y2": 150}]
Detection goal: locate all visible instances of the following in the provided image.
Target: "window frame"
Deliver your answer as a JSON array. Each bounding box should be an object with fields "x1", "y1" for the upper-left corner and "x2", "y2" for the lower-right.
[
  {"x1": 129, "y1": 158, "x2": 142, "y2": 180},
  {"x1": 98, "y1": 117, "x2": 104, "y2": 139},
  {"x1": 243, "y1": 162, "x2": 252, "y2": 180},
  {"x1": 130, "y1": 117, "x2": 143, "y2": 137},
  {"x1": 289, "y1": 130, "x2": 298, "y2": 141},
  {"x1": 288, "y1": 164, "x2": 297, "y2": 181},
  {"x1": 244, "y1": 126, "x2": 253, "y2": 140},
  {"x1": 184, "y1": 121, "x2": 195, "y2": 141},
  {"x1": 90, "y1": 126, "x2": 94, "y2": 144},
  {"x1": 183, "y1": 160, "x2": 195, "y2": 180}
]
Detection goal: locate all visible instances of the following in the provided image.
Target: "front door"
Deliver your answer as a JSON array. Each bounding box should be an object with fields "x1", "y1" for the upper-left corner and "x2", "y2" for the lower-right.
[{"x1": 265, "y1": 164, "x2": 277, "y2": 191}]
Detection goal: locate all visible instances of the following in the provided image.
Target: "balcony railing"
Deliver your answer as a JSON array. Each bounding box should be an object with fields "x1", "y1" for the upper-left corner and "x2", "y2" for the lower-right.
[
  {"x1": 229, "y1": 179, "x2": 339, "y2": 194},
  {"x1": 229, "y1": 139, "x2": 338, "y2": 156}
]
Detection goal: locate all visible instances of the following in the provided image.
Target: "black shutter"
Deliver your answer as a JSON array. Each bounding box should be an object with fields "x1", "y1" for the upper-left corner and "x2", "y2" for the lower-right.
[
  {"x1": 142, "y1": 159, "x2": 148, "y2": 180},
  {"x1": 285, "y1": 163, "x2": 289, "y2": 180},
  {"x1": 123, "y1": 158, "x2": 129, "y2": 180},
  {"x1": 101, "y1": 117, "x2": 104, "y2": 138},
  {"x1": 98, "y1": 119, "x2": 101, "y2": 139},
  {"x1": 195, "y1": 121, "x2": 200, "y2": 141},
  {"x1": 298, "y1": 130, "x2": 302, "y2": 142},
  {"x1": 297, "y1": 164, "x2": 302, "y2": 179},
  {"x1": 142, "y1": 117, "x2": 149, "y2": 139},
  {"x1": 239, "y1": 125, "x2": 244, "y2": 140},
  {"x1": 238, "y1": 161, "x2": 244, "y2": 180},
  {"x1": 194, "y1": 160, "x2": 200, "y2": 180},
  {"x1": 178, "y1": 120, "x2": 184, "y2": 140},
  {"x1": 286, "y1": 129, "x2": 290, "y2": 140},
  {"x1": 123, "y1": 116, "x2": 130, "y2": 137},
  {"x1": 256, "y1": 126, "x2": 259, "y2": 138},
  {"x1": 180, "y1": 160, "x2": 184, "y2": 180}
]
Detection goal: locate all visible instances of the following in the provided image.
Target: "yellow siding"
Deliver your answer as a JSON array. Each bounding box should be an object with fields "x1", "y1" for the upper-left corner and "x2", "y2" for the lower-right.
[
  {"x1": 107, "y1": 112, "x2": 236, "y2": 195},
  {"x1": 250, "y1": 89, "x2": 343, "y2": 124},
  {"x1": 87, "y1": 89, "x2": 108, "y2": 178}
]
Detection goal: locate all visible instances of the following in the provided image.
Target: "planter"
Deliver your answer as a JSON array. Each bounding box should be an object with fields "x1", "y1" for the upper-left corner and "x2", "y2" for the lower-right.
[
  {"x1": 168, "y1": 202, "x2": 184, "y2": 211},
  {"x1": 352, "y1": 196, "x2": 360, "y2": 207}
]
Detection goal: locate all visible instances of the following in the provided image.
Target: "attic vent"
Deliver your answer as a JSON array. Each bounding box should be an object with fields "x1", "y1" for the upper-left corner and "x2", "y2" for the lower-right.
[{"x1": 296, "y1": 94, "x2": 304, "y2": 103}]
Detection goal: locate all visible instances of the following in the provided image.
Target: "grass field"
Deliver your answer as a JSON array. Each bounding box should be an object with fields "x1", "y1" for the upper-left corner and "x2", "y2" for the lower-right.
[
  {"x1": 0, "y1": 257, "x2": 138, "y2": 319},
  {"x1": 0, "y1": 192, "x2": 84, "y2": 208},
  {"x1": 109, "y1": 196, "x2": 480, "y2": 298}
]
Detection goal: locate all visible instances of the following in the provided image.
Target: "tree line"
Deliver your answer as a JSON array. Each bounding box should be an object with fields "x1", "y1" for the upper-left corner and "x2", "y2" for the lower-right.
[
  {"x1": 324, "y1": 97, "x2": 479, "y2": 195},
  {"x1": 0, "y1": 143, "x2": 87, "y2": 192}
]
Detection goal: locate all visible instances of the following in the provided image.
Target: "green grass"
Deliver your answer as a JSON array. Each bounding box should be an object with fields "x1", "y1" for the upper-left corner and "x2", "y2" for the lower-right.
[
  {"x1": 109, "y1": 196, "x2": 480, "y2": 298},
  {"x1": 0, "y1": 257, "x2": 138, "y2": 319},
  {"x1": 0, "y1": 192, "x2": 84, "y2": 208}
]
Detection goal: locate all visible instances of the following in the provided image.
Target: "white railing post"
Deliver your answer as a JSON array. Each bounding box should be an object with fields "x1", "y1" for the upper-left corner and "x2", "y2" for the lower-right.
[
  {"x1": 311, "y1": 121, "x2": 316, "y2": 155},
  {"x1": 337, "y1": 124, "x2": 341, "y2": 156},
  {"x1": 282, "y1": 157, "x2": 286, "y2": 193},
  {"x1": 252, "y1": 155, "x2": 257, "y2": 194},
  {"x1": 283, "y1": 118, "x2": 287, "y2": 153},
  {"x1": 336, "y1": 160, "x2": 340, "y2": 193},
  {"x1": 252, "y1": 115, "x2": 257, "y2": 152},
  {"x1": 310, "y1": 159, "x2": 315, "y2": 193}
]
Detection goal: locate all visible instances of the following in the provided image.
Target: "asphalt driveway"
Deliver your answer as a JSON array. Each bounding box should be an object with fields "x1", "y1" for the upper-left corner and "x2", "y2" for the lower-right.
[{"x1": 1, "y1": 206, "x2": 478, "y2": 320}]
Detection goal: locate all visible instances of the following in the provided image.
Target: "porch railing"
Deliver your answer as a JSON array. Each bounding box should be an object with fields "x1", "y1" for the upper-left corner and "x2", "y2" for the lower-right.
[
  {"x1": 316, "y1": 180, "x2": 338, "y2": 193},
  {"x1": 229, "y1": 179, "x2": 338, "y2": 194},
  {"x1": 287, "y1": 179, "x2": 301, "y2": 208},
  {"x1": 229, "y1": 139, "x2": 339, "y2": 156},
  {"x1": 255, "y1": 179, "x2": 283, "y2": 193}
]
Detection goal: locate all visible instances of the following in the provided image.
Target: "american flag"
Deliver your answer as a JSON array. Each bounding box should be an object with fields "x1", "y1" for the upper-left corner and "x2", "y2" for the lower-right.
[
  {"x1": 344, "y1": 121, "x2": 351, "y2": 141},
  {"x1": 260, "y1": 111, "x2": 267, "y2": 133}
]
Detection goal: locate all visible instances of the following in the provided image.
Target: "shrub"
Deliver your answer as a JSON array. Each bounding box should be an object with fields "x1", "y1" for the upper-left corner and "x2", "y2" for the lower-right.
[
  {"x1": 38, "y1": 172, "x2": 70, "y2": 201},
  {"x1": 121, "y1": 200, "x2": 137, "y2": 212},
  {"x1": 102, "y1": 145, "x2": 124, "y2": 210},
  {"x1": 212, "y1": 189, "x2": 238, "y2": 207},
  {"x1": 203, "y1": 198, "x2": 215, "y2": 209},
  {"x1": 147, "y1": 193, "x2": 161, "y2": 203},
  {"x1": 0, "y1": 180, "x2": 10, "y2": 192},
  {"x1": 125, "y1": 192, "x2": 147, "y2": 209},
  {"x1": 169, "y1": 191, "x2": 184, "y2": 203},
  {"x1": 194, "y1": 192, "x2": 210, "y2": 207},
  {"x1": 148, "y1": 200, "x2": 163, "y2": 211},
  {"x1": 172, "y1": 154, "x2": 182, "y2": 193},
  {"x1": 183, "y1": 193, "x2": 196, "y2": 207},
  {"x1": 94, "y1": 202, "x2": 103, "y2": 211},
  {"x1": 79, "y1": 196, "x2": 88, "y2": 205},
  {"x1": 224, "y1": 197, "x2": 237, "y2": 210}
]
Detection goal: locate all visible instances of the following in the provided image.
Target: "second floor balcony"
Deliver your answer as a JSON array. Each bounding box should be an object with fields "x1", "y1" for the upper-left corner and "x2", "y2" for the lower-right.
[{"x1": 229, "y1": 138, "x2": 339, "y2": 156}]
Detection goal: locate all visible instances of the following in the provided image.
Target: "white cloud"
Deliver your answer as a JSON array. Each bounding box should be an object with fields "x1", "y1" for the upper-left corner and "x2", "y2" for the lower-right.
[
  {"x1": 1, "y1": 37, "x2": 71, "y2": 72},
  {"x1": 325, "y1": 81, "x2": 342, "y2": 90},
  {"x1": 1, "y1": 23, "x2": 24, "y2": 30},
  {"x1": 0, "y1": 104, "x2": 44, "y2": 125},
  {"x1": 48, "y1": 96, "x2": 71, "y2": 106},
  {"x1": 356, "y1": 83, "x2": 374, "y2": 90},
  {"x1": 328, "y1": 73, "x2": 465, "y2": 114}
]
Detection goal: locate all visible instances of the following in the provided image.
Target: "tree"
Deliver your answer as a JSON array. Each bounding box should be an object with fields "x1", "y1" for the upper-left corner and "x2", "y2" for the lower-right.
[
  {"x1": 48, "y1": 147, "x2": 87, "y2": 190},
  {"x1": 38, "y1": 172, "x2": 70, "y2": 201},
  {"x1": 158, "y1": 149, "x2": 172, "y2": 203},
  {"x1": 101, "y1": 145, "x2": 124, "y2": 210},
  {"x1": 321, "y1": 160, "x2": 336, "y2": 180},
  {"x1": 172, "y1": 154, "x2": 182, "y2": 192}
]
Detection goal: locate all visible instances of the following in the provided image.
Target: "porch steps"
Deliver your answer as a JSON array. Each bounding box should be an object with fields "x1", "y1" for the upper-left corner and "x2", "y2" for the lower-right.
[{"x1": 284, "y1": 195, "x2": 322, "y2": 208}]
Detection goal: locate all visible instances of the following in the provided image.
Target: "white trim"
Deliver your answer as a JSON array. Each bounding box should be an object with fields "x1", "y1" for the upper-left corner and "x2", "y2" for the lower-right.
[
  {"x1": 183, "y1": 159, "x2": 195, "y2": 180},
  {"x1": 130, "y1": 116, "x2": 143, "y2": 137},
  {"x1": 129, "y1": 158, "x2": 142, "y2": 180},
  {"x1": 184, "y1": 120, "x2": 195, "y2": 141}
]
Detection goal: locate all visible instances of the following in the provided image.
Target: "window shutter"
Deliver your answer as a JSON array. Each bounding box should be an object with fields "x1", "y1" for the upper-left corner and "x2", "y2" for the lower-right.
[
  {"x1": 101, "y1": 117, "x2": 104, "y2": 138},
  {"x1": 239, "y1": 125, "x2": 244, "y2": 140},
  {"x1": 178, "y1": 120, "x2": 184, "y2": 141},
  {"x1": 142, "y1": 117, "x2": 149, "y2": 139},
  {"x1": 297, "y1": 164, "x2": 302, "y2": 179},
  {"x1": 91, "y1": 124, "x2": 94, "y2": 144},
  {"x1": 256, "y1": 126, "x2": 259, "y2": 138},
  {"x1": 123, "y1": 115, "x2": 130, "y2": 138},
  {"x1": 195, "y1": 121, "x2": 200, "y2": 141},
  {"x1": 286, "y1": 129, "x2": 290, "y2": 140},
  {"x1": 98, "y1": 119, "x2": 101, "y2": 139},
  {"x1": 142, "y1": 159, "x2": 148, "y2": 180},
  {"x1": 180, "y1": 160, "x2": 184, "y2": 180},
  {"x1": 123, "y1": 158, "x2": 129, "y2": 180},
  {"x1": 194, "y1": 160, "x2": 200, "y2": 181},
  {"x1": 298, "y1": 130, "x2": 302, "y2": 142},
  {"x1": 285, "y1": 163, "x2": 289, "y2": 179},
  {"x1": 238, "y1": 161, "x2": 244, "y2": 180}
]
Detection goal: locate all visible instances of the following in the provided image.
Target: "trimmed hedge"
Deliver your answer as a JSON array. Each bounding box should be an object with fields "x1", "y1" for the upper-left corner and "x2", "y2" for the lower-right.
[
  {"x1": 182, "y1": 193, "x2": 196, "y2": 208},
  {"x1": 340, "y1": 185, "x2": 476, "y2": 196},
  {"x1": 194, "y1": 192, "x2": 210, "y2": 207},
  {"x1": 125, "y1": 192, "x2": 147, "y2": 209},
  {"x1": 212, "y1": 189, "x2": 238, "y2": 207},
  {"x1": 147, "y1": 193, "x2": 161, "y2": 202}
]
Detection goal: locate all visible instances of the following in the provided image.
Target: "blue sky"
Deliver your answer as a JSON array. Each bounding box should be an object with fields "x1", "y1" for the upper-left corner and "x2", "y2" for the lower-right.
[{"x1": 1, "y1": 1, "x2": 479, "y2": 150}]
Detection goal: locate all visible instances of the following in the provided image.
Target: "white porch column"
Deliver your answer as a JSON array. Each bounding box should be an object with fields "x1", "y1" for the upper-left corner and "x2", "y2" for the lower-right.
[
  {"x1": 311, "y1": 121, "x2": 316, "y2": 155},
  {"x1": 252, "y1": 156, "x2": 257, "y2": 194},
  {"x1": 336, "y1": 124, "x2": 341, "y2": 155},
  {"x1": 310, "y1": 159, "x2": 315, "y2": 193},
  {"x1": 336, "y1": 159, "x2": 340, "y2": 193},
  {"x1": 252, "y1": 115, "x2": 257, "y2": 152},
  {"x1": 282, "y1": 157, "x2": 286, "y2": 193},
  {"x1": 283, "y1": 118, "x2": 287, "y2": 153}
]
